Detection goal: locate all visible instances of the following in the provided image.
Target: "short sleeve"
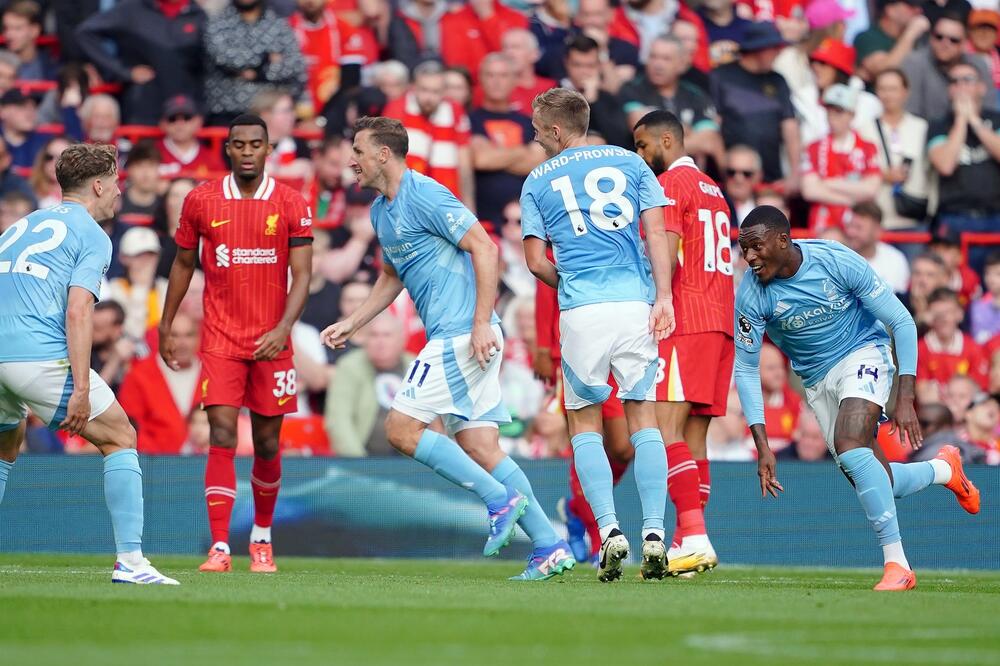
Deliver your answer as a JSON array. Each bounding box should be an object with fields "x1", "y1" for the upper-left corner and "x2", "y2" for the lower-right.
[
  {"x1": 852, "y1": 30, "x2": 881, "y2": 64},
  {"x1": 284, "y1": 191, "x2": 314, "y2": 242},
  {"x1": 775, "y1": 75, "x2": 795, "y2": 121},
  {"x1": 174, "y1": 191, "x2": 201, "y2": 250},
  {"x1": 422, "y1": 187, "x2": 476, "y2": 246},
  {"x1": 927, "y1": 118, "x2": 949, "y2": 149},
  {"x1": 519, "y1": 187, "x2": 546, "y2": 240},
  {"x1": 658, "y1": 173, "x2": 683, "y2": 236},
  {"x1": 70, "y1": 228, "x2": 112, "y2": 300},
  {"x1": 636, "y1": 158, "x2": 669, "y2": 212}
]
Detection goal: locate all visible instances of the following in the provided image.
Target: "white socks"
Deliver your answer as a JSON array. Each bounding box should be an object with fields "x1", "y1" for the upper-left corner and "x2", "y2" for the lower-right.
[
  {"x1": 250, "y1": 524, "x2": 272, "y2": 544},
  {"x1": 929, "y1": 459, "x2": 952, "y2": 485},
  {"x1": 212, "y1": 541, "x2": 231, "y2": 554},
  {"x1": 118, "y1": 549, "x2": 144, "y2": 566},
  {"x1": 598, "y1": 523, "x2": 620, "y2": 542},
  {"x1": 883, "y1": 541, "x2": 910, "y2": 570}
]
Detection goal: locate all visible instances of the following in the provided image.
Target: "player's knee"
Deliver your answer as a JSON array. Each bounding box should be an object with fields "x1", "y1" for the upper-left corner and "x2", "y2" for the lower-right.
[
  {"x1": 253, "y1": 437, "x2": 280, "y2": 459},
  {"x1": 833, "y1": 437, "x2": 865, "y2": 455},
  {"x1": 119, "y1": 423, "x2": 137, "y2": 450},
  {"x1": 209, "y1": 424, "x2": 238, "y2": 449},
  {"x1": 385, "y1": 413, "x2": 421, "y2": 456}
]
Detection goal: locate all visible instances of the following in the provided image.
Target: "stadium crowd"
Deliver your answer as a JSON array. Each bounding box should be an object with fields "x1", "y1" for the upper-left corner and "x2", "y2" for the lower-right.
[{"x1": 3, "y1": 0, "x2": 999, "y2": 464}]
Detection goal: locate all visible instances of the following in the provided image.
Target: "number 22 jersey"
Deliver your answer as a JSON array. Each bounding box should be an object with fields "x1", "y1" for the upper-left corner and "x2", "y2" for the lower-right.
[{"x1": 520, "y1": 145, "x2": 667, "y2": 311}]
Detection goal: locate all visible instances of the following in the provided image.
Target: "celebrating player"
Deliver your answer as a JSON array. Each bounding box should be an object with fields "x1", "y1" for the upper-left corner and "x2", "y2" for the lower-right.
[
  {"x1": 0, "y1": 143, "x2": 177, "y2": 584},
  {"x1": 159, "y1": 115, "x2": 314, "y2": 574},
  {"x1": 322, "y1": 116, "x2": 575, "y2": 581},
  {"x1": 521, "y1": 88, "x2": 676, "y2": 582},
  {"x1": 734, "y1": 206, "x2": 981, "y2": 591},
  {"x1": 632, "y1": 110, "x2": 732, "y2": 576}
]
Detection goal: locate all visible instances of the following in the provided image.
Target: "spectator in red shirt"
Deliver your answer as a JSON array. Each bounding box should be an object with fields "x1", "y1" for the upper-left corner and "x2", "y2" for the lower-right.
[
  {"x1": 759, "y1": 342, "x2": 801, "y2": 451},
  {"x1": 501, "y1": 28, "x2": 558, "y2": 112},
  {"x1": 156, "y1": 95, "x2": 226, "y2": 179},
  {"x1": 443, "y1": 0, "x2": 528, "y2": 82},
  {"x1": 801, "y1": 83, "x2": 881, "y2": 233},
  {"x1": 928, "y1": 234, "x2": 981, "y2": 307},
  {"x1": 382, "y1": 60, "x2": 475, "y2": 209},
  {"x1": 917, "y1": 287, "x2": 991, "y2": 402},
  {"x1": 119, "y1": 312, "x2": 203, "y2": 455}
]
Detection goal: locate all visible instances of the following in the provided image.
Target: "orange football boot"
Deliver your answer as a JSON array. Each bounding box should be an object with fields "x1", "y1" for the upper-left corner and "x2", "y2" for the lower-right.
[
  {"x1": 935, "y1": 445, "x2": 980, "y2": 514},
  {"x1": 198, "y1": 548, "x2": 232, "y2": 572},
  {"x1": 249, "y1": 542, "x2": 277, "y2": 573},
  {"x1": 873, "y1": 562, "x2": 916, "y2": 591}
]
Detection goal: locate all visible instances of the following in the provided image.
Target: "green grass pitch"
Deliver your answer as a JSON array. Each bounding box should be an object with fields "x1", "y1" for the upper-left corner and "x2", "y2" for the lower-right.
[{"x1": 2, "y1": 554, "x2": 999, "y2": 666}]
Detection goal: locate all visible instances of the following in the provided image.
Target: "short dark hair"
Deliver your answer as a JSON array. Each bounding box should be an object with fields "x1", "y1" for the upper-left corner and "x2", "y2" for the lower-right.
[
  {"x1": 55, "y1": 143, "x2": 117, "y2": 193},
  {"x1": 95, "y1": 300, "x2": 126, "y2": 326},
  {"x1": 633, "y1": 109, "x2": 685, "y2": 144},
  {"x1": 929, "y1": 234, "x2": 959, "y2": 249},
  {"x1": 741, "y1": 205, "x2": 791, "y2": 235},
  {"x1": 564, "y1": 33, "x2": 600, "y2": 56},
  {"x1": 934, "y1": 12, "x2": 967, "y2": 33},
  {"x1": 948, "y1": 59, "x2": 983, "y2": 81},
  {"x1": 875, "y1": 67, "x2": 909, "y2": 90},
  {"x1": 913, "y1": 251, "x2": 948, "y2": 271},
  {"x1": 3, "y1": 0, "x2": 42, "y2": 26},
  {"x1": 851, "y1": 201, "x2": 883, "y2": 223},
  {"x1": 353, "y1": 116, "x2": 409, "y2": 158},
  {"x1": 228, "y1": 113, "x2": 269, "y2": 142},
  {"x1": 927, "y1": 286, "x2": 961, "y2": 307},
  {"x1": 125, "y1": 139, "x2": 161, "y2": 168},
  {"x1": 985, "y1": 251, "x2": 1000, "y2": 272}
]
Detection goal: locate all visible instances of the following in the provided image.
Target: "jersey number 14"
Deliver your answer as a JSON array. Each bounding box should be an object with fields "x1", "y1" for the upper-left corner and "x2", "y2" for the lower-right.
[{"x1": 551, "y1": 167, "x2": 635, "y2": 236}]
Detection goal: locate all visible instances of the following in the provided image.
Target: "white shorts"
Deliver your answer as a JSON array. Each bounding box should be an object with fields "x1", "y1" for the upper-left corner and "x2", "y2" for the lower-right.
[
  {"x1": 559, "y1": 301, "x2": 658, "y2": 410},
  {"x1": 804, "y1": 344, "x2": 895, "y2": 458},
  {"x1": 392, "y1": 324, "x2": 510, "y2": 427},
  {"x1": 0, "y1": 359, "x2": 115, "y2": 432}
]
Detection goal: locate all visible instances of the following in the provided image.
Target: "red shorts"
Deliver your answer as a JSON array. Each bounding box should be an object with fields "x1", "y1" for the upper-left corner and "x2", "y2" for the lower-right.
[
  {"x1": 547, "y1": 366, "x2": 625, "y2": 419},
  {"x1": 655, "y1": 332, "x2": 734, "y2": 417},
  {"x1": 201, "y1": 353, "x2": 298, "y2": 417}
]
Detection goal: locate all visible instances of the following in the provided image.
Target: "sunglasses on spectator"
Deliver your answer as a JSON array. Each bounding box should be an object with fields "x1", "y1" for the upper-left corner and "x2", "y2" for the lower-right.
[
  {"x1": 948, "y1": 75, "x2": 979, "y2": 85},
  {"x1": 932, "y1": 33, "x2": 963, "y2": 44},
  {"x1": 43, "y1": 152, "x2": 60, "y2": 162},
  {"x1": 726, "y1": 168, "x2": 755, "y2": 178},
  {"x1": 167, "y1": 114, "x2": 194, "y2": 123}
]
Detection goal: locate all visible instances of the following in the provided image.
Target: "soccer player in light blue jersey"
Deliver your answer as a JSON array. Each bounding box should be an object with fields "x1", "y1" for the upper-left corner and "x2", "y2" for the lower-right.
[
  {"x1": 0, "y1": 144, "x2": 176, "y2": 585},
  {"x1": 322, "y1": 116, "x2": 575, "y2": 581},
  {"x1": 521, "y1": 88, "x2": 677, "y2": 582},
  {"x1": 734, "y1": 206, "x2": 981, "y2": 592}
]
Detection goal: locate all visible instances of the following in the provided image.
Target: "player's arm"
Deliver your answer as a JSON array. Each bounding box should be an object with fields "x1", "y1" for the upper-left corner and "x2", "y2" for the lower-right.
[
  {"x1": 533, "y1": 277, "x2": 557, "y2": 382},
  {"x1": 781, "y1": 118, "x2": 801, "y2": 196},
  {"x1": 733, "y1": 290, "x2": 783, "y2": 498},
  {"x1": 62, "y1": 286, "x2": 96, "y2": 436},
  {"x1": 822, "y1": 174, "x2": 882, "y2": 202},
  {"x1": 323, "y1": 261, "x2": 404, "y2": 349},
  {"x1": 524, "y1": 236, "x2": 558, "y2": 289},
  {"x1": 641, "y1": 206, "x2": 676, "y2": 340},
  {"x1": 254, "y1": 242, "x2": 313, "y2": 361},
  {"x1": 458, "y1": 145, "x2": 477, "y2": 213},
  {"x1": 458, "y1": 221, "x2": 501, "y2": 369},
  {"x1": 849, "y1": 258, "x2": 923, "y2": 449},
  {"x1": 158, "y1": 246, "x2": 197, "y2": 370}
]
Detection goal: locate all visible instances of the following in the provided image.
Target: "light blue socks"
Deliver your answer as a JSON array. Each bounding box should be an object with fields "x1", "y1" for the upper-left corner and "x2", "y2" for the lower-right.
[
  {"x1": 491, "y1": 456, "x2": 561, "y2": 549},
  {"x1": 630, "y1": 428, "x2": 667, "y2": 538},
  {"x1": 0, "y1": 459, "x2": 12, "y2": 504},
  {"x1": 570, "y1": 431, "x2": 618, "y2": 533},
  {"x1": 414, "y1": 430, "x2": 508, "y2": 510},
  {"x1": 890, "y1": 461, "x2": 936, "y2": 498},
  {"x1": 103, "y1": 449, "x2": 144, "y2": 555},
  {"x1": 840, "y1": 448, "x2": 909, "y2": 567}
]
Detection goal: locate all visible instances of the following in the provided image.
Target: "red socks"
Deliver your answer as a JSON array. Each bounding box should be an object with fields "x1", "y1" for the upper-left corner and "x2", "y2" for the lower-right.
[
  {"x1": 667, "y1": 442, "x2": 706, "y2": 547},
  {"x1": 697, "y1": 458, "x2": 711, "y2": 507},
  {"x1": 205, "y1": 446, "x2": 237, "y2": 545},
  {"x1": 251, "y1": 455, "x2": 282, "y2": 528},
  {"x1": 569, "y1": 456, "x2": 630, "y2": 556}
]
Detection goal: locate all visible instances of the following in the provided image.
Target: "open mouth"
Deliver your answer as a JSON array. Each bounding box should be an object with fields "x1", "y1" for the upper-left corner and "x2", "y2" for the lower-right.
[{"x1": 751, "y1": 264, "x2": 764, "y2": 274}]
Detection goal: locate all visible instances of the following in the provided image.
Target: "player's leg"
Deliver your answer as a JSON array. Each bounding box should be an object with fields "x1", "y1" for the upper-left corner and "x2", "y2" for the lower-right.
[
  {"x1": 454, "y1": 422, "x2": 575, "y2": 581},
  {"x1": 885, "y1": 444, "x2": 979, "y2": 514},
  {"x1": 246, "y1": 412, "x2": 283, "y2": 573},
  {"x1": 198, "y1": 354, "x2": 250, "y2": 572},
  {"x1": 0, "y1": 419, "x2": 25, "y2": 503},
  {"x1": 657, "y1": 400, "x2": 701, "y2": 546}
]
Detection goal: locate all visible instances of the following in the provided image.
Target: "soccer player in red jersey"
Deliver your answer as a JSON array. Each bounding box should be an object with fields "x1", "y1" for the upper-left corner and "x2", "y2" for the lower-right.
[
  {"x1": 633, "y1": 110, "x2": 735, "y2": 576},
  {"x1": 534, "y1": 273, "x2": 633, "y2": 565},
  {"x1": 158, "y1": 115, "x2": 313, "y2": 573}
]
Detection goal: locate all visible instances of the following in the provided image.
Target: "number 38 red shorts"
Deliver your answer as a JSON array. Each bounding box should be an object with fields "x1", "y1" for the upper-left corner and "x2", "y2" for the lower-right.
[{"x1": 200, "y1": 352, "x2": 298, "y2": 416}]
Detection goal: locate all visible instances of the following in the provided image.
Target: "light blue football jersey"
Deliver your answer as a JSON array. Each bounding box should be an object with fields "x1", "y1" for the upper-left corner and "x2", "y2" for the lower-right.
[
  {"x1": 370, "y1": 170, "x2": 499, "y2": 339},
  {"x1": 520, "y1": 145, "x2": 668, "y2": 310},
  {"x1": 0, "y1": 202, "x2": 111, "y2": 362},
  {"x1": 734, "y1": 240, "x2": 918, "y2": 425}
]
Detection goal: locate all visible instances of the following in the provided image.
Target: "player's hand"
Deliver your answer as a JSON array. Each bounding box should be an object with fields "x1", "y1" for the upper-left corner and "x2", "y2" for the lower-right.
[
  {"x1": 322, "y1": 318, "x2": 357, "y2": 350},
  {"x1": 757, "y1": 448, "x2": 783, "y2": 498},
  {"x1": 159, "y1": 325, "x2": 180, "y2": 371},
  {"x1": 533, "y1": 348, "x2": 555, "y2": 383},
  {"x1": 890, "y1": 397, "x2": 923, "y2": 450},
  {"x1": 60, "y1": 389, "x2": 91, "y2": 436},
  {"x1": 649, "y1": 298, "x2": 675, "y2": 341},
  {"x1": 254, "y1": 324, "x2": 291, "y2": 361},
  {"x1": 470, "y1": 322, "x2": 500, "y2": 371}
]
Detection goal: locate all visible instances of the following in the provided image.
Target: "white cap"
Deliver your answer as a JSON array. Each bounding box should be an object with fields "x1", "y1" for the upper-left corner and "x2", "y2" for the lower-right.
[
  {"x1": 822, "y1": 83, "x2": 858, "y2": 112},
  {"x1": 119, "y1": 226, "x2": 161, "y2": 257}
]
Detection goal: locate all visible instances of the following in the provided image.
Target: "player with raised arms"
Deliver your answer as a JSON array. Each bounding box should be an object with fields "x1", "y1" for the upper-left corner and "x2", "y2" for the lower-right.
[
  {"x1": 734, "y1": 205, "x2": 981, "y2": 591},
  {"x1": 322, "y1": 116, "x2": 575, "y2": 581},
  {"x1": 632, "y1": 110, "x2": 731, "y2": 577},
  {"x1": 521, "y1": 88, "x2": 676, "y2": 582},
  {"x1": 159, "y1": 114, "x2": 314, "y2": 574},
  {"x1": 0, "y1": 143, "x2": 177, "y2": 584}
]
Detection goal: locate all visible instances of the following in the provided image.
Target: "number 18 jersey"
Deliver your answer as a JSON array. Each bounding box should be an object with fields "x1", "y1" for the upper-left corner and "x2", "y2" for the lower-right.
[
  {"x1": 658, "y1": 156, "x2": 734, "y2": 336},
  {"x1": 520, "y1": 145, "x2": 667, "y2": 311}
]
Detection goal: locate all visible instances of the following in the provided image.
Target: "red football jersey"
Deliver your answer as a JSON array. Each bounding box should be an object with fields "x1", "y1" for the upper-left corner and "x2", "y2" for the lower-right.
[
  {"x1": 156, "y1": 138, "x2": 226, "y2": 179},
  {"x1": 803, "y1": 131, "x2": 880, "y2": 232},
  {"x1": 658, "y1": 156, "x2": 735, "y2": 337},
  {"x1": 917, "y1": 331, "x2": 990, "y2": 390},
  {"x1": 175, "y1": 174, "x2": 313, "y2": 360}
]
